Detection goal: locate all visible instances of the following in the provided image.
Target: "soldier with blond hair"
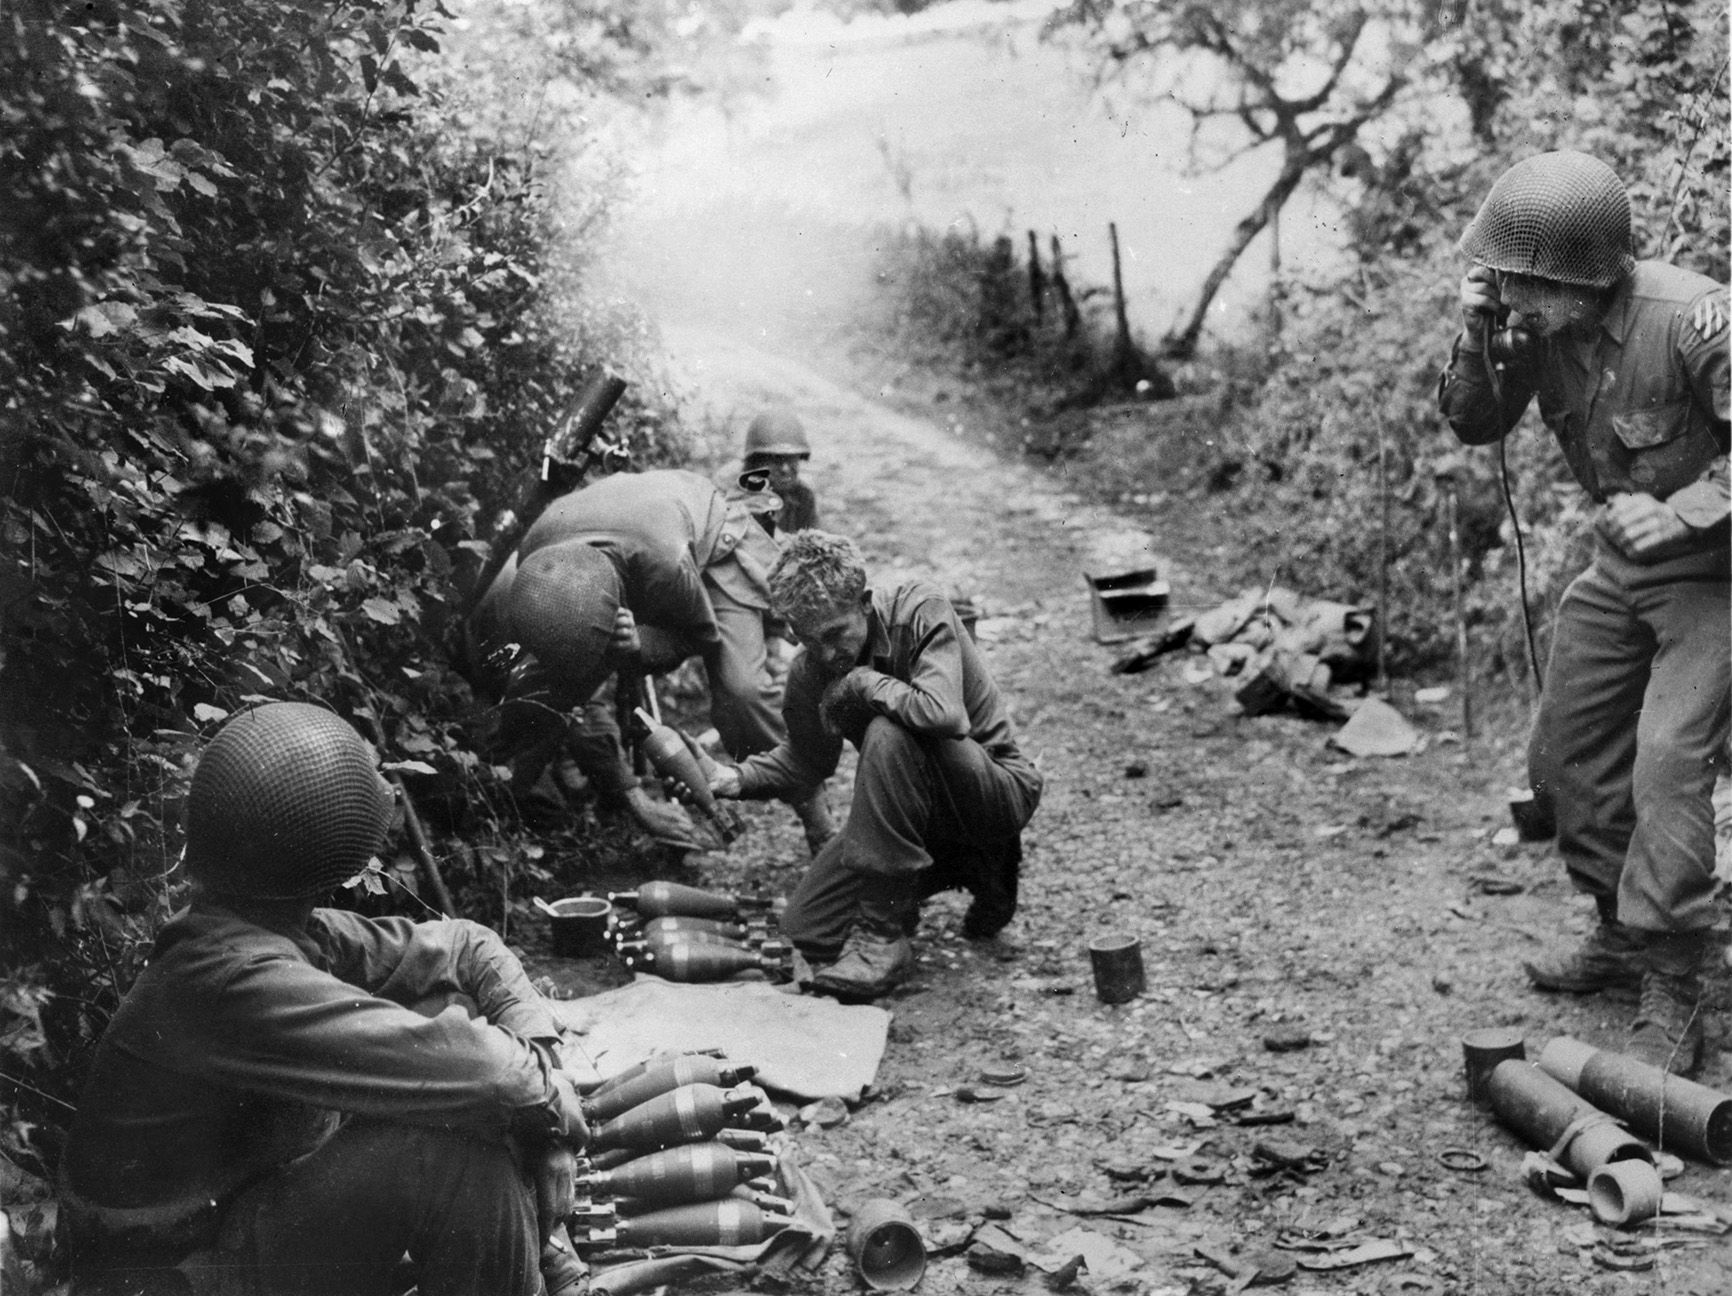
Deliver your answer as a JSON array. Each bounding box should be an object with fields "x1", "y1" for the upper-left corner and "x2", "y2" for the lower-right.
[{"x1": 708, "y1": 531, "x2": 1043, "y2": 1000}]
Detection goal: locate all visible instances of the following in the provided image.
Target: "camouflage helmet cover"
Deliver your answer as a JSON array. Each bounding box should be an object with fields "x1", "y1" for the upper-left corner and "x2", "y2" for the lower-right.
[
  {"x1": 1460, "y1": 151, "x2": 1635, "y2": 288},
  {"x1": 506, "y1": 540, "x2": 622, "y2": 692},
  {"x1": 185, "y1": 702, "x2": 394, "y2": 899},
  {"x1": 744, "y1": 409, "x2": 811, "y2": 459}
]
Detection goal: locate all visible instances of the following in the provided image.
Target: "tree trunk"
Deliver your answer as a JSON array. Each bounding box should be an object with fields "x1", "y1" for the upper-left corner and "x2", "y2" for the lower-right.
[
  {"x1": 1109, "y1": 221, "x2": 1133, "y2": 371},
  {"x1": 1165, "y1": 148, "x2": 1309, "y2": 359},
  {"x1": 1050, "y1": 233, "x2": 1081, "y2": 340},
  {"x1": 1026, "y1": 230, "x2": 1045, "y2": 324}
]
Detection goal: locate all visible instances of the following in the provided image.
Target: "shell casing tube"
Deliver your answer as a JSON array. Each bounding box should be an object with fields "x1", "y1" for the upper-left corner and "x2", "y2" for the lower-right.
[
  {"x1": 1484, "y1": 1059, "x2": 1654, "y2": 1180},
  {"x1": 1537, "y1": 1036, "x2": 1732, "y2": 1165}
]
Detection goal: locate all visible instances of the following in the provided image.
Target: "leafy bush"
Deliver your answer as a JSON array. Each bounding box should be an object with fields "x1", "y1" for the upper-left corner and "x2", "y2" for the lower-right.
[{"x1": 0, "y1": 0, "x2": 686, "y2": 1175}]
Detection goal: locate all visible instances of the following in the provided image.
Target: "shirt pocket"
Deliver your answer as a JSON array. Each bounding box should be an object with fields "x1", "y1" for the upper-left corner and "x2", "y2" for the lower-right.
[
  {"x1": 1609, "y1": 397, "x2": 1704, "y2": 496},
  {"x1": 1611, "y1": 399, "x2": 1690, "y2": 451}
]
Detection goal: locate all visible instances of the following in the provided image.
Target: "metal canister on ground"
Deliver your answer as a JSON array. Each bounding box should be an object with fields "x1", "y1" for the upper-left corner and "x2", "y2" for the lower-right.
[
  {"x1": 1461, "y1": 1027, "x2": 1526, "y2": 1103},
  {"x1": 1088, "y1": 934, "x2": 1145, "y2": 1004},
  {"x1": 549, "y1": 896, "x2": 613, "y2": 958},
  {"x1": 845, "y1": 1198, "x2": 926, "y2": 1291}
]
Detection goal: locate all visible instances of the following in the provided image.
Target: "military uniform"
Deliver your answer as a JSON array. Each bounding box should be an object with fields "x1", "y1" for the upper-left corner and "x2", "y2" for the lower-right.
[
  {"x1": 736, "y1": 580, "x2": 1042, "y2": 954},
  {"x1": 1439, "y1": 260, "x2": 1730, "y2": 936},
  {"x1": 480, "y1": 469, "x2": 784, "y2": 799}
]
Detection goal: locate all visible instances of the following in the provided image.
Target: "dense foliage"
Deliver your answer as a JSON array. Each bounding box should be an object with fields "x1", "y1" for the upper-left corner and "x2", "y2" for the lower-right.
[{"x1": 0, "y1": 0, "x2": 703, "y2": 1176}]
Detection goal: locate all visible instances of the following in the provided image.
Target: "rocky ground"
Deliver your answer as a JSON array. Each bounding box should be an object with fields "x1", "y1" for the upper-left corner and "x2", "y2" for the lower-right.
[{"x1": 532, "y1": 324, "x2": 1732, "y2": 1296}]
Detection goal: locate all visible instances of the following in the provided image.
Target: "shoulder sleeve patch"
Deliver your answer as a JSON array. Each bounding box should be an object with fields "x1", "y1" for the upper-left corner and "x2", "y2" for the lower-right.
[{"x1": 1689, "y1": 292, "x2": 1728, "y2": 342}]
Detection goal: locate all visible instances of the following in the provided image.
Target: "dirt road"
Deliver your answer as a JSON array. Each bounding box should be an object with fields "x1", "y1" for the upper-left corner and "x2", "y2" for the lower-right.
[{"x1": 655, "y1": 324, "x2": 1732, "y2": 1295}]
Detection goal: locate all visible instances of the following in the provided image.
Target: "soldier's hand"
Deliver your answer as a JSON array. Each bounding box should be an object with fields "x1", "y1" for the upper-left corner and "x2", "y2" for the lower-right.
[
  {"x1": 611, "y1": 606, "x2": 641, "y2": 657},
  {"x1": 534, "y1": 1142, "x2": 578, "y2": 1243},
  {"x1": 1599, "y1": 492, "x2": 1691, "y2": 559},
  {"x1": 1459, "y1": 266, "x2": 1502, "y2": 339},
  {"x1": 708, "y1": 763, "x2": 744, "y2": 800}
]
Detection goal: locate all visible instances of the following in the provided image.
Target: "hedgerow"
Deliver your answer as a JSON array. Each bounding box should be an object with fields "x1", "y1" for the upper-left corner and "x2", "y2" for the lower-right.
[{"x1": 0, "y1": 0, "x2": 688, "y2": 1176}]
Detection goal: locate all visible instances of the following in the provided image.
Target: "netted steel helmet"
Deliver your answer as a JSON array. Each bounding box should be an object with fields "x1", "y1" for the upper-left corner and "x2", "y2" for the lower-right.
[
  {"x1": 1460, "y1": 151, "x2": 1635, "y2": 288},
  {"x1": 185, "y1": 703, "x2": 394, "y2": 899},
  {"x1": 744, "y1": 410, "x2": 811, "y2": 459},
  {"x1": 507, "y1": 540, "x2": 622, "y2": 690}
]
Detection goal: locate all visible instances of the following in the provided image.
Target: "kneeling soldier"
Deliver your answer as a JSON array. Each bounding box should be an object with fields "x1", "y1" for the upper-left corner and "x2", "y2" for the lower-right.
[
  {"x1": 59, "y1": 703, "x2": 589, "y2": 1296},
  {"x1": 709, "y1": 531, "x2": 1043, "y2": 1000}
]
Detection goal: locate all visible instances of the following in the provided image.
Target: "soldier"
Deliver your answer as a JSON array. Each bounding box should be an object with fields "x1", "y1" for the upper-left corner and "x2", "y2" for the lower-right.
[
  {"x1": 1438, "y1": 151, "x2": 1729, "y2": 1074},
  {"x1": 58, "y1": 703, "x2": 590, "y2": 1295},
  {"x1": 476, "y1": 468, "x2": 834, "y2": 853},
  {"x1": 708, "y1": 531, "x2": 1043, "y2": 1001},
  {"x1": 739, "y1": 409, "x2": 820, "y2": 535}
]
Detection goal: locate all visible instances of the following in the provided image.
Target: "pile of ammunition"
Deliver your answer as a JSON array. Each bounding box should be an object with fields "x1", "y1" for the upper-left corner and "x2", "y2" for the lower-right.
[
  {"x1": 572, "y1": 1051, "x2": 795, "y2": 1251},
  {"x1": 608, "y1": 882, "x2": 792, "y2": 983}
]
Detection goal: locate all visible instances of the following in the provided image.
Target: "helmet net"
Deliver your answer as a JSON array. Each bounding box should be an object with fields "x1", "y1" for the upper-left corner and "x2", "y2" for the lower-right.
[
  {"x1": 507, "y1": 540, "x2": 620, "y2": 690},
  {"x1": 1460, "y1": 151, "x2": 1635, "y2": 287},
  {"x1": 186, "y1": 703, "x2": 393, "y2": 899}
]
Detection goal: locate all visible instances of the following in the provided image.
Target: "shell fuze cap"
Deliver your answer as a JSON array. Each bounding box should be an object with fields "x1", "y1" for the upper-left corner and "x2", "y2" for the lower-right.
[
  {"x1": 186, "y1": 702, "x2": 394, "y2": 899},
  {"x1": 744, "y1": 410, "x2": 811, "y2": 459},
  {"x1": 1460, "y1": 151, "x2": 1636, "y2": 288},
  {"x1": 507, "y1": 540, "x2": 622, "y2": 687}
]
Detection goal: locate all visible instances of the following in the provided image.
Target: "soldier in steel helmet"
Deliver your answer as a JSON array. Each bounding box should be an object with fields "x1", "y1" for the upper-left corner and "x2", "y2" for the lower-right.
[
  {"x1": 59, "y1": 702, "x2": 591, "y2": 1295},
  {"x1": 1438, "y1": 150, "x2": 1729, "y2": 1075},
  {"x1": 473, "y1": 467, "x2": 835, "y2": 853},
  {"x1": 705, "y1": 531, "x2": 1043, "y2": 1001},
  {"x1": 738, "y1": 408, "x2": 821, "y2": 535}
]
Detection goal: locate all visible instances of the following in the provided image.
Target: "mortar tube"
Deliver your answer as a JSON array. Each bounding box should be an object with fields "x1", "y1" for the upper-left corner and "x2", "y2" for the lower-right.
[
  {"x1": 1483, "y1": 1059, "x2": 1654, "y2": 1181},
  {"x1": 1537, "y1": 1036, "x2": 1732, "y2": 1166}
]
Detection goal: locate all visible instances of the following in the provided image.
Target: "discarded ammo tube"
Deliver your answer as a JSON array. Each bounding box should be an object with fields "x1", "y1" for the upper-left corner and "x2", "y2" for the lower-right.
[
  {"x1": 586, "y1": 1055, "x2": 759, "y2": 1124},
  {"x1": 846, "y1": 1198, "x2": 926, "y2": 1291},
  {"x1": 1587, "y1": 1159, "x2": 1664, "y2": 1226},
  {"x1": 1088, "y1": 934, "x2": 1145, "y2": 1004},
  {"x1": 578, "y1": 1142, "x2": 776, "y2": 1209},
  {"x1": 621, "y1": 940, "x2": 787, "y2": 983},
  {"x1": 1483, "y1": 1058, "x2": 1654, "y2": 1180},
  {"x1": 587, "y1": 1083, "x2": 759, "y2": 1155},
  {"x1": 1461, "y1": 1027, "x2": 1526, "y2": 1104},
  {"x1": 1537, "y1": 1035, "x2": 1732, "y2": 1165},
  {"x1": 608, "y1": 881, "x2": 767, "y2": 920},
  {"x1": 572, "y1": 1200, "x2": 793, "y2": 1249}
]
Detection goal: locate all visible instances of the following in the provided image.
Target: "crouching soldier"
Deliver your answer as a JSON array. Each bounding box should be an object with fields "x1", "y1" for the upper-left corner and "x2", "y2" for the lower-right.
[
  {"x1": 1439, "y1": 151, "x2": 1729, "y2": 1074},
  {"x1": 708, "y1": 531, "x2": 1043, "y2": 1000},
  {"x1": 58, "y1": 703, "x2": 590, "y2": 1296},
  {"x1": 473, "y1": 468, "x2": 835, "y2": 853}
]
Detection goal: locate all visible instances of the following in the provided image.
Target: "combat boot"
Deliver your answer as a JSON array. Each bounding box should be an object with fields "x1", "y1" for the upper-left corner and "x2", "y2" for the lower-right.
[
  {"x1": 1627, "y1": 932, "x2": 1711, "y2": 1077},
  {"x1": 811, "y1": 874, "x2": 916, "y2": 1001},
  {"x1": 1523, "y1": 898, "x2": 1644, "y2": 993}
]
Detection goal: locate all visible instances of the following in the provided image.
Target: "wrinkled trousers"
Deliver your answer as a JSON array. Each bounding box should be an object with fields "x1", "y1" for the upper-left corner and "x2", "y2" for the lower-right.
[
  {"x1": 782, "y1": 717, "x2": 1042, "y2": 953},
  {"x1": 1529, "y1": 562, "x2": 1730, "y2": 933},
  {"x1": 72, "y1": 1122, "x2": 541, "y2": 1296}
]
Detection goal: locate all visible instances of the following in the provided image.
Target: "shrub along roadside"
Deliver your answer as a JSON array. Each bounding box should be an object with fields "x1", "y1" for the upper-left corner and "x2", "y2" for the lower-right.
[{"x1": 0, "y1": 0, "x2": 686, "y2": 1178}]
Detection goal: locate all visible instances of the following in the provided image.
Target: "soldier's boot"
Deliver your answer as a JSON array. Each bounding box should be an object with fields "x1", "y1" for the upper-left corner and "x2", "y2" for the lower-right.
[
  {"x1": 812, "y1": 874, "x2": 917, "y2": 1002},
  {"x1": 789, "y1": 789, "x2": 839, "y2": 856},
  {"x1": 1627, "y1": 931, "x2": 1712, "y2": 1077},
  {"x1": 1523, "y1": 896, "x2": 1645, "y2": 993}
]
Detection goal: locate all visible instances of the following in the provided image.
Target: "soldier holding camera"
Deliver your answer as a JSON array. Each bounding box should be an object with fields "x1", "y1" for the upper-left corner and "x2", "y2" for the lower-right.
[{"x1": 1438, "y1": 151, "x2": 1729, "y2": 1075}]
